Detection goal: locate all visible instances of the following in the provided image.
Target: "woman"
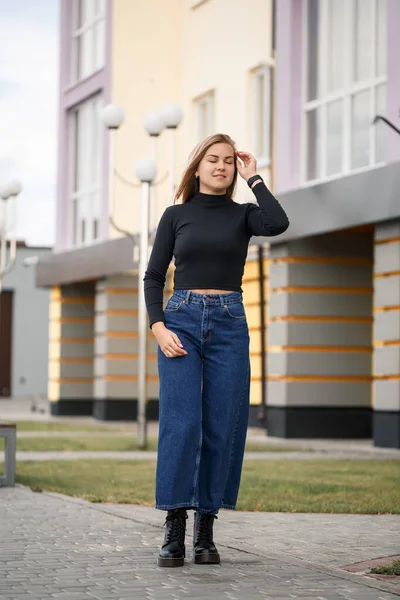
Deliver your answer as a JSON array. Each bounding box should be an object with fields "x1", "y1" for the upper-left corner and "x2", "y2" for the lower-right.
[{"x1": 144, "y1": 133, "x2": 289, "y2": 567}]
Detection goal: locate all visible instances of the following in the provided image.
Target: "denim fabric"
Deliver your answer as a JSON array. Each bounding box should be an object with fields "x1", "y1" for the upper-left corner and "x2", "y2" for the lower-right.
[{"x1": 156, "y1": 289, "x2": 250, "y2": 515}]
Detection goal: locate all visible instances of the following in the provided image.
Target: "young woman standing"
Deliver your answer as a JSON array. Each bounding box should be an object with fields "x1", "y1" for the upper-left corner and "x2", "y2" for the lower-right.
[{"x1": 144, "y1": 133, "x2": 289, "y2": 567}]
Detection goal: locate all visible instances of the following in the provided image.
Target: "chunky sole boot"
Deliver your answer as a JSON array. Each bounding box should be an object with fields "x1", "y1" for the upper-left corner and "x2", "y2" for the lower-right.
[
  {"x1": 193, "y1": 512, "x2": 221, "y2": 565},
  {"x1": 158, "y1": 508, "x2": 187, "y2": 567}
]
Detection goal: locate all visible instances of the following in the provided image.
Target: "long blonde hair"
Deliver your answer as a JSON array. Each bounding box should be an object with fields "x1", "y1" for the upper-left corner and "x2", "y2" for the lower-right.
[{"x1": 174, "y1": 133, "x2": 238, "y2": 204}]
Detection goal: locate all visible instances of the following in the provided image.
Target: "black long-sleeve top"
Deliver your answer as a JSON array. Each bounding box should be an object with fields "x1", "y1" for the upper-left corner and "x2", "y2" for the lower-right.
[{"x1": 143, "y1": 181, "x2": 289, "y2": 328}]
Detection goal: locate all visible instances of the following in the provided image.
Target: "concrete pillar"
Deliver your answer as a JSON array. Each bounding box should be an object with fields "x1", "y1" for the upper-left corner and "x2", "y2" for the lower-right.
[
  {"x1": 242, "y1": 247, "x2": 268, "y2": 427},
  {"x1": 93, "y1": 274, "x2": 161, "y2": 420},
  {"x1": 266, "y1": 231, "x2": 373, "y2": 438},
  {"x1": 48, "y1": 283, "x2": 95, "y2": 415},
  {"x1": 373, "y1": 220, "x2": 400, "y2": 448}
]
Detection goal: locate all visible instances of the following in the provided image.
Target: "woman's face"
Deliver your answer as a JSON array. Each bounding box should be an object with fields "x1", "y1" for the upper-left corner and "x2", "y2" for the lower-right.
[{"x1": 196, "y1": 142, "x2": 236, "y2": 195}]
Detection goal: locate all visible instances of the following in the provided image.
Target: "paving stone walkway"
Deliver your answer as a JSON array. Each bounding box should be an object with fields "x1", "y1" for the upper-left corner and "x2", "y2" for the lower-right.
[{"x1": 1, "y1": 486, "x2": 399, "y2": 600}]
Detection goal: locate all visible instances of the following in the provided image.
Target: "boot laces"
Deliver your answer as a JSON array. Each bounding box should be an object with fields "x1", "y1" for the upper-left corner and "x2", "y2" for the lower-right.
[
  {"x1": 197, "y1": 514, "x2": 217, "y2": 542},
  {"x1": 164, "y1": 512, "x2": 187, "y2": 544}
]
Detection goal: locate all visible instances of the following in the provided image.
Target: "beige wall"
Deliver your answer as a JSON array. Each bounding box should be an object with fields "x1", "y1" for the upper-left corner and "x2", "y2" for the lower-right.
[
  {"x1": 110, "y1": 0, "x2": 182, "y2": 236},
  {"x1": 110, "y1": 0, "x2": 274, "y2": 236}
]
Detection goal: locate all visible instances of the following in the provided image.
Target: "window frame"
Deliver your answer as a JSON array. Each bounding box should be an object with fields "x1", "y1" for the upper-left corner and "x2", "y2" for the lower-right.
[
  {"x1": 195, "y1": 90, "x2": 215, "y2": 142},
  {"x1": 71, "y1": 0, "x2": 106, "y2": 84},
  {"x1": 301, "y1": 0, "x2": 387, "y2": 186},
  {"x1": 67, "y1": 95, "x2": 104, "y2": 248},
  {"x1": 253, "y1": 64, "x2": 273, "y2": 169}
]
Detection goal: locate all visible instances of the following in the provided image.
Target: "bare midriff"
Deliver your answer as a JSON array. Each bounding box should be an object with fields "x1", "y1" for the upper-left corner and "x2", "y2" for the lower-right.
[{"x1": 188, "y1": 289, "x2": 236, "y2": 294}]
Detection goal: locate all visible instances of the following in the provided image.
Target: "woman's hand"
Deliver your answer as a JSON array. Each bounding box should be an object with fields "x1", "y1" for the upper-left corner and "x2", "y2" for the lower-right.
[
  {"x1": 151, "y1": 322, "x2": 188, "y2": 358},
  {"x1": 236, "y1": 151, "x2": 257, "y2": 182}
]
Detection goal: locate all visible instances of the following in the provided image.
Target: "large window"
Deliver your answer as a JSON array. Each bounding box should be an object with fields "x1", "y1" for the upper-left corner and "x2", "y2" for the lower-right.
[
  {"x1": 69, "y1": 96, "x2": 104, "y2": 247},
  {"x1": 196, "y1": 91, "x2": 215, "y2": 141},
  {"x1": 304, "y1": 0, "x2": 387, "y2": 183},
  {"x1": 72, "y1": 0, "x2": 106, "y2": 83},
  {"x1": 253, "y1": 65, "x2": 273, "y2": 168}
]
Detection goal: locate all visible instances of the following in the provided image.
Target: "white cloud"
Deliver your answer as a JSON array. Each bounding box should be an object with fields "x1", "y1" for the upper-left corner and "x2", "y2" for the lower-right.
[{"x1": 0, "y1": 0, "x2": 60, "y2": 247}]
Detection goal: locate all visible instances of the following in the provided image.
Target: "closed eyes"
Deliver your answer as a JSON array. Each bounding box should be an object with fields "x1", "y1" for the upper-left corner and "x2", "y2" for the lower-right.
[{"x1": 208, "y1": 159, "x2": 234, "y2": 164}]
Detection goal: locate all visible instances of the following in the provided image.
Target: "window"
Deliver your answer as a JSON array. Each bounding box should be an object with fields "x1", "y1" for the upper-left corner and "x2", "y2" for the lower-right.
[
  {"x1": 72, "y1": 0, "x2": 106, "y2": 83},
  {"x1": 304, "y1": 0, "x2": 387, "y2": 183},
  {"x1": 253, "y1": 65, "x2": 273, "y2": 167},
  {"x1": 196, "y1": 91, "x2": 215, "y2": 141},
  {"x1": 69, "y1": 95, "x2": 103, "y2": 247}
]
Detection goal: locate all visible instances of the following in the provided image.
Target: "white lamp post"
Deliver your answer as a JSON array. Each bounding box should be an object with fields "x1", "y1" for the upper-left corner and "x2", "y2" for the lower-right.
[
  {"x1": 143, "y1": 112, "x2": 164, "y2": 232},
  {"x1": 159, "y1": 103, "x2": 183, "y2": 206},
  {"x1": 0, "y1": 180, "x2": 22, "y2": 294},
  {"x1": 135, "y1": 158, "x2": 157, "y2": 449},
  {"x1": 100, "y1": 104, "x2": 125, "y2": 227}
]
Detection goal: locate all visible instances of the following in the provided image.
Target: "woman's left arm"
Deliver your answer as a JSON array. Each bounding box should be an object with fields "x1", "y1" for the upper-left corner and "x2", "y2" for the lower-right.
[
  {"x1": 246, "y1": 179, "x2": 290, "y2": 237},
  {"x1": 237, "y1": 150, "x2": 289, "y2": 237}
]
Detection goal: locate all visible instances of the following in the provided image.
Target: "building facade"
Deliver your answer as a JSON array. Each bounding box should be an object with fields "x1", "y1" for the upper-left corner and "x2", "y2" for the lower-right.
[
  {"x1": 265, "y1": 0, "x2": 400, "y2": 447},
  {"x1": 36, "y1": 0, "x2": 275, "y2": 425},
  {"x1": 36, "y1": 0, "x2": 399, "y2": 448},
  {"x1": 0, "y1": 244, "x2": 50, "y2": 399}
]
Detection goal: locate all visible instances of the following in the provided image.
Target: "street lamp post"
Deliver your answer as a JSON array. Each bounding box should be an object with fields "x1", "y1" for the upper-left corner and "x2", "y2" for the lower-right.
[
  {"x1": 159, "y1": 103, "x2": 183, "y2": 206},
  {"x1": 100, "y1": 104, "x2": 125, "y2": 229},
  {"x1": 0, "y1": 180, "x2": 22, "y2": 294},
  {"x1": 135, "y1": 159, "x2": 157, "y2": 449},
  {"x1": 143, "y1": 112, "x2": 164, "y2": 231},
  {"x1": 100, "y1": 103, "x2": 182, "y2": 442}
]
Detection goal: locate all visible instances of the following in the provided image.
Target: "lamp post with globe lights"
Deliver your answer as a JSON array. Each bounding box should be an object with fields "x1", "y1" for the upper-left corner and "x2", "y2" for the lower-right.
[
  {"x1": 100, "y1": 103, "x2": 182, "y2": 440},
  {"x1": 135, "y1": 158, "x2": 157, "y2": 449},
  {"x1": 159, "y1": 103, "x2": 183, "y2": 206},
  {"x1": 143, "y1": 112, "x2": 164, "y2": 231},
  {"x1": 100, "y1": 104, "x2": 125, "y2": 228}
]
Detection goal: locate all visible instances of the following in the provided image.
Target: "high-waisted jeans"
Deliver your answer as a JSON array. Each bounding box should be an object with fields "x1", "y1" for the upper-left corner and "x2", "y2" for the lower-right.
[{"x1": 156, "y1": 289, "x2": 251, "y2": 515}]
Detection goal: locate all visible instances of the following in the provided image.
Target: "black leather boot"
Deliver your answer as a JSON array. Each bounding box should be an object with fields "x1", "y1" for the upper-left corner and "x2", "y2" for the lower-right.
[
  {"x1": 158, "y1": 508, "x2": 187, "y2": 567},
  {"x1": 193, "y1": 512, "x2": 220, "y2": 564}
]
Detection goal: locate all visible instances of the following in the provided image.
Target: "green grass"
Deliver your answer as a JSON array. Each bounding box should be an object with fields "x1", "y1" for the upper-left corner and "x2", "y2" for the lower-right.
[
  {"x1": 16, "y1": 437, "x2": 159, "y2": 452},
  {"x1": 5, "y1": 421, "x2": 119, "y2": 432},
  {"x1": 15, "y1": 459, "x2": 400, "y2": 513},
  {"x1": 370, "y1": 559, "x2": 400, "y2": 576},
  {"x1": 15, "y1": 436, "x2": 299, "y2": 453}
]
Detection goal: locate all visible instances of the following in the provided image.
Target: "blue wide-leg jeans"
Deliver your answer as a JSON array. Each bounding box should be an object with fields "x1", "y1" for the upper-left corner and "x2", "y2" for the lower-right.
[{"x1": 156, "y1": 290, "x2": 250, "y2": 515}]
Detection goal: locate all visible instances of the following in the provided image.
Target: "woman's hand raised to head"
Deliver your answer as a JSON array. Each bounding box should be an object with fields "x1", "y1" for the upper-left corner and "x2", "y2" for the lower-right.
[
  {"x1": 236, "y1": 151, "x2": 257, "y2": 182},
  {"x1": 151, "y1": 322, "x2": 188, "y2": 359}
]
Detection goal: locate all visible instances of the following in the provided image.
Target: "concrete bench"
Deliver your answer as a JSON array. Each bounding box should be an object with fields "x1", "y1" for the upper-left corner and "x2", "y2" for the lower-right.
[{"x1": 0, "y1": 424, "x2": 16, "y2": 486}]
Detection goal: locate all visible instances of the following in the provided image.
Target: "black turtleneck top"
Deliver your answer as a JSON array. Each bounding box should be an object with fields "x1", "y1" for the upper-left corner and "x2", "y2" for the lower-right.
[{"x1": 143, "y1": 181, "x2": 289, "y2": 328}]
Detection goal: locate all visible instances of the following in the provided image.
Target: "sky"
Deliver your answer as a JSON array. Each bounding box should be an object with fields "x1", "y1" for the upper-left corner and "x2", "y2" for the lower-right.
[{"x1": 0, "y1": 0, "x2": 59, "y2": 248}]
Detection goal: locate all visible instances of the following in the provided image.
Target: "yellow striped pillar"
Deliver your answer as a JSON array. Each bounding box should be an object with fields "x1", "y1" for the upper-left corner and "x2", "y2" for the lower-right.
[
  {"x1": 93, "y1": 273, "x2": 173, "y2": 421},
  {"x1": 242, "y1": 246, "x2": 268, "y2": 427},
  {"x1": 266, "y1": 231, "x2": 374, "y2": 438},
  {"x1": 373, "y1": 221, "x2": 400, "y2": 448},
  {"x1": 48, "y1": 283, "x2": 95, "y2": 415}
]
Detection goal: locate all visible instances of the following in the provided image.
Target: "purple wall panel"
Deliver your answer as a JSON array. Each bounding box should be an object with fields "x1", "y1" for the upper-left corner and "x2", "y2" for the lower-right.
[
  {"x1": 101, "y1": 0, "x2": 112, "y2": 242},
  {"x1": 387, "y1": 0, "x2": 400, "y2": 164},
  {"x1": 55, "y1": 0, "x2": 71, "y2": 251},
  {"x1": 55, "y1": 0, "x2": 111, "y2": 252},
  {"x1": 275, "y1": 0, "x2": 303, "y2": 194}
]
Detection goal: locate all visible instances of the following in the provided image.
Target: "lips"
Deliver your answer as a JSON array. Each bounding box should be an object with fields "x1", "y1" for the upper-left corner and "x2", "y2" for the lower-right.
[{"x1": 214, "y1": 175, "x2": 226, "y2": 179}]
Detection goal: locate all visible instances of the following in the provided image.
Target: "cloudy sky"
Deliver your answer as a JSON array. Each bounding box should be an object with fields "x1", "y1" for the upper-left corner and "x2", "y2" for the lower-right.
[{"x1": 0, "y1": 0, "x2": 59, "y2": 247}]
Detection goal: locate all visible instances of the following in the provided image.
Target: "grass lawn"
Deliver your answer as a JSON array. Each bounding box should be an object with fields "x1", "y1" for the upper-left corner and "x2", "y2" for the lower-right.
[
  {"x1": 16, "y1": 437, "x2": 159, "y2": 452},
  {"x1": 3, "y1": 421, "x2": 121, "y2": 432},
  {"x1": 371, "y1": 559, "x2": 400, "y2": 576},
  {"x1": 15, "y1": 459, "x2": 400, "y2": 514},
  {"x1": 14, "y1": 437, "x2": 300, "y2": 453}
]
